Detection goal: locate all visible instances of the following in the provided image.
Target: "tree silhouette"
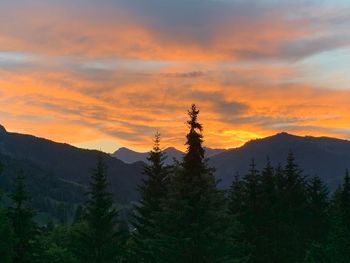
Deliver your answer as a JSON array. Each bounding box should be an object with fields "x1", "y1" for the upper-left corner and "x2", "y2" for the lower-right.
[
  {"x1": 7, "y1": 170, "x2": 39, "y2": 263},
  {"x1": 154, "y1": 104, "x2": 246, "y2": 262},
  {"x1": 132, "y1": 132, "x2": 169, "y2": 262},
  {"x1": 75, "y1": 156, "x2": 122, "y2": 263}
]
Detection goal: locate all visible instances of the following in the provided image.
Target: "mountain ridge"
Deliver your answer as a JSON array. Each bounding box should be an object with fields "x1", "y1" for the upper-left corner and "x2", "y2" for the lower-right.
[
  {"x1": 1, "y1": 124, "x2": 350, "y2": 221},
  {"x1": 111, "y1": 146, "x2": 226, "y2": 164}
]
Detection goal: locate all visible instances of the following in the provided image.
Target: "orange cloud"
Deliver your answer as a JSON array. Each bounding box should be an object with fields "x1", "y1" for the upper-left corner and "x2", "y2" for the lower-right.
[{"x1": 0, "y1": 1, "x2": 350, "y2": 152}]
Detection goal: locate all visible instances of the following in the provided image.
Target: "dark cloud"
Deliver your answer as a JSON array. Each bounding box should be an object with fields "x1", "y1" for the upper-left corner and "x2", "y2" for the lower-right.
[
  {"x1": 192, "y1": 91, "x2": 249, "y2": 118},
  {"x1": 162, "y1": 71, "x2": 205, "y2": 78}
]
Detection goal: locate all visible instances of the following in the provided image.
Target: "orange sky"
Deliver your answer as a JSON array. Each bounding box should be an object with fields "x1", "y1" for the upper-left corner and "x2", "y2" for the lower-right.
[{"x1": 0, "y1": 0, "x2": 350, "y2": 152}]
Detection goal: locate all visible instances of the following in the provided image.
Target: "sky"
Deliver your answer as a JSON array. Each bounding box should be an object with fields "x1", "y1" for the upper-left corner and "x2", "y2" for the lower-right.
[{"x1": 0, "y1": 0, "x2": 350, "y2": 152}]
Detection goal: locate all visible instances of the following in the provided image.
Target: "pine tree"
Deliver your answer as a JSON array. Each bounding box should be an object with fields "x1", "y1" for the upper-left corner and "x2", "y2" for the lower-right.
[
  {"x1": 74, "y1": 156, "x2": 122, "y2": 263},
  {"x1": 256, "y1": 159, "x2": 278, "y2": 262},
  {"x1": 276, "y1": 153, "x2": 309, "y2": 262},
  {"x1": 338, "y1": 169, "x2": 350, "y2": 224},
  {"x1": 132, "y1": 132, "x2": 169, "y2": 262},
  {"x1": 260, "y1": 158, "x2": 276, "y2": 207},
  {"x1": 306, "y1": 176, "x2": 329, "y2": 243},
  {"x1": 0, "y1": 208, "x2": 14, "y2": 263},
  {"x1": 0, "y1": 159, "x2": 4, "y2": 200},
  {"x1": 228, "y1": 172, "x2": 244, "y2": 216},
  {"x1": 302, "y1": 176, "x2": 330, "y2": 263},
  {"x1": 0, "y1": 160, "x2": 14, "y2": 263},
  {"x1": 242, "y1": 159, "x2": 261, "y2": 220},
  {"x1": 7, "y1": 170, "x2": 39, "y2": 263},
  {"x1": 323, "y1": 170, "x2": 350, "y2": 262},
  {"x1": 240, "y1": 159, "x2": 263, "y2": 262},
  {"x1": 154, "y1": 104, "x2": 246, "y2": 263}
]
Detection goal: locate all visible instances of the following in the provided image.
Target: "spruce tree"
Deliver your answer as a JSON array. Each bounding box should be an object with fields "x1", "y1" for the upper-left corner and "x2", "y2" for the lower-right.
[
  {"x1": 228, "y1": 172, "x2": 244, "y2": 216},
  {"x1": 256, "y1": 159, "x2": 278, "y2": 262},
  {"x1": 0, "y1": 161, "x2": 14, "y2": 263},
  {"x1": 154, "y1": 104, "x2": 246, "y2": 262},
  {"x1": 323, "y1": 170, "x2": 350, "y2": 262},
  {"x1": 132, "y1": 132, "x2": 169, "y2": 262},
  {"x1": 0, "y1": 208, "x2": 14, "y2": 263},
  {"x1": 7, "y1": 170, "x2": 39, "y2": 263},
  {"x1": 276, "y1": 153, "x2": 308, "y2": 263},
  {"x1": 338, "y1": 169, "x2": 350, "y2": 223},
  {"x1": 240, "y1": 159, "x2": 263, "y2": 262},
  {"x1": 306, "y1": 176, "x2": 329, "y2": 243},
  {"x1": 302, "y1": 176, "x2": 329, "y2": 263},
  {"x1": 75, "y1": 156, "x2": 121, "y2": 263}
]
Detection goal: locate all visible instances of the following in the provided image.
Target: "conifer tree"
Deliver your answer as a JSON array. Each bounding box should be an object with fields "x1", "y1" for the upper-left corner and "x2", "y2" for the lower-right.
[
  {"x1": 302, "y1": 176, "x2": 330, "y2": 263},
  {"x1": 228, "y1": 172, "x2": 244, "y2": 216},
  {"x1": 75, "y1": 156, "x2": 122, "y2": 263},
  {"x1": 7, "y1": 170, "x2": 39, "y2": 263},
  {"x1": 0, "y1": 208, "x2": 14, "y2": 263},
  {"x1": 260, "y1": 158, "x2": 276, "y2": 207},
  {"x1": 0, "y1": 160, "x2": 14, "y2": 263},
  {"x1": 323, "y1": 170, "x2": 350, "y2": 262},
  {"x1": 306, "y1": 176, "x2": 329, "y2": 243},
  {"x1": 154, "y1": 104, "x2": 246, "y2": 263},
  {"x1": 242, "y1": 159, "x2": 261, "y2": 220},
  {"x1": 240, "y1": 159, "x2": 263, "y2": 262},
  {"x1": 256, "y1": 159, "x2": 278, "y2": 262},
  {"x1": 132, "y1": 132, "x2": 169, "y2": 262},
  {"x1": 337, "y1": 169, "x2": 350, "y2": 223},
  {"x1": 276, "y1": 153, "x2": 309, "y2": 262}
]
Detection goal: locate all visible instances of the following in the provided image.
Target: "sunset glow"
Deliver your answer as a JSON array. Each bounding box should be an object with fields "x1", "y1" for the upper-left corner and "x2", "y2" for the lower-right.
[{"x1": 1, "y1": 0, "x2": 350, "y2": 152}]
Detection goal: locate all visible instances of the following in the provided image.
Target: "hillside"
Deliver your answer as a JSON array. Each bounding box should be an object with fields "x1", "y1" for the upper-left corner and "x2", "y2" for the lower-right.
[
  {"x1": 0, "y1": 125, "x2": 145, "y2": 221},
  {"x1": 210, "y1": 132, "x2": 350, "y2": 190},
  {"x1": 2, "y1": 124, "x2": 350, "y2": 221}
]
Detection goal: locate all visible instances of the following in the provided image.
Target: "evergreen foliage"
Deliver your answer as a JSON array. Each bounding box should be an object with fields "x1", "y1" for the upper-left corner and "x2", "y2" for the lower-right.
[
  {"x1": 153, "y1": 104, "x2": 247, "y2": 263},
  {"x1": 2, "y1": 106, "x2": 350, "y2": 262},
  {"x1": 74, "y1": 156, "x2": 123, "y2": 263},
  {"x1": 132, "y1": 132, "x2": 169, "y2": 262},
  {"x1": 7, "y1": 170, "x2": 39, "y2": 263}
]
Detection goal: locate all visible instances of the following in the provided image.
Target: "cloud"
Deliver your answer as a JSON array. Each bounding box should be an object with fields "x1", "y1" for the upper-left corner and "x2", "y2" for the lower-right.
[
  {"x1": 0, "y1": 0, "x2": 349, "y2": 61},
  {"x1": 0, "y1": 0, "x2": 350, "y2": 151}
]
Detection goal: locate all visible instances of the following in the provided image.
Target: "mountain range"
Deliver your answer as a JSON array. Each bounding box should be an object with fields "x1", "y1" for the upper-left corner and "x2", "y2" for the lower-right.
[
  {"x1": 111, "y1": 146, "x2": 226, "y2": 164},
  {"x1": 112, "y1": 132, "x2": 350, "y2": 190},
  {"x1": 1, "y1": 124, "x2": 350, "y2": 220}
]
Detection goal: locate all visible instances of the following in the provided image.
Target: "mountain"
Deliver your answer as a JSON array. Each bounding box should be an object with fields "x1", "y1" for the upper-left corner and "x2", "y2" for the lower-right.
[
  {"x1": 112, "y1": 146, "x2": 226, "y2": 164},
  {"x1": 0, "y1": 125, "x2": 145, "y2": 221},
  {"x1": 112, "y1": 147, "x2": 183, "y2": 164},
  {"x1": 210, "y1": 132, "x2": 350, "y2": 190},
  {"x1": 2, "y1": 124, "x2": 350, "y2": 221}
]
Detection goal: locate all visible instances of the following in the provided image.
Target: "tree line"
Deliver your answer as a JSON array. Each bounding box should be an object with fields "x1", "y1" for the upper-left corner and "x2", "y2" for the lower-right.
[{"x1": 1, "y1": 104, "x2": 350, "y2": 262}]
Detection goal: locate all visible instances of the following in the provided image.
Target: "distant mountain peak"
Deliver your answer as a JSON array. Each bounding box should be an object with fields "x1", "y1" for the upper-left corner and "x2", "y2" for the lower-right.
[
  {"x1": 164, "y1": 146, "x2": 180, "y2": 152},
  {"x1": 276, "y1": 131, "x2": 292, "y2": 136},
  {"x1": 0, "y1": 124, "x2": 7, "y2": 133}
]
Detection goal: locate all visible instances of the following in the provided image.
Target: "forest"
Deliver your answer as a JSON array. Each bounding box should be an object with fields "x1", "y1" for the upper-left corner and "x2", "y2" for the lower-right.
[{"x1": 1, "y1": 104, "x2": 350, "y2": 263}]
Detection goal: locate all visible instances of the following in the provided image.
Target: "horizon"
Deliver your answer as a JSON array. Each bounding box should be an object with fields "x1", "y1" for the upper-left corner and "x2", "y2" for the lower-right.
[
  {"x1": 1, "y1": 1, "x2": 350, "y2": 152},
  {"x1": 2, "y1": 121, "x2": 350, "y2": 154}
]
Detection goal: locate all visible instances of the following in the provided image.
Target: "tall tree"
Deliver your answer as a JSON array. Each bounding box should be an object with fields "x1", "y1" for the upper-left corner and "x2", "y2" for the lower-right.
[
  {"x1": 306, "y1": 176, "x2": 329, "y2": 243},
  {"x1": 323, "y1": 170, "x2": 350, "y2": 262},
  {"x1": 74, "y1": 156, "x2": 122, "y2": 263},
  {"x1": 240, "y1": 159, "x2": 263, "y2": 262},
  {"x1": 0, "y1": 160, "x2": 14, "y2": 263},
  {"x1": 7, "y1": 170, "x2": 39, "y2": 263},
  {"x1": 154, "y1": 104, "x2": 246, "y2": 263},
  {"x1": 0, "y1": 160, "x2": 4, "y2": 202},
  {"x1": 132, "y1": 132, "x2": 169, "y2": 262},
  {"x1": 256, "y1": 159, "x2": 278, "y2": 263},
  {"x1": 302, "y1": 176, "x2": 330, "y2": 263},
  {"x1": 228, "y1": 172, "x2": 244, "y2": 216},
  {"x1": 276, "y1": 153, "x2": 309, "y2": 263}
]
